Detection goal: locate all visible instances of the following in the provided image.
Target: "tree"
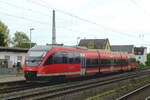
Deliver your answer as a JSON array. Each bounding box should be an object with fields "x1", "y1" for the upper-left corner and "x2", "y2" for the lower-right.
[
  {"x1": 0, "y1": 20, "x2": 10, "y2": 46},
  {"x1": 12, "y1": 31, "x2": 35, "y2": 48},
  {"x1": 145, "y1": 53, "x2": 150, "y2": 66}
]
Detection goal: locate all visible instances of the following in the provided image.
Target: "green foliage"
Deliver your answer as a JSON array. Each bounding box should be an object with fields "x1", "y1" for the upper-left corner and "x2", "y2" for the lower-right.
[
  {"x1": 0, "y1": 20, "x2": 10, "y2": 46},
  {"x1": 12, "y1": 31, "x2": 35, "y2": 48},
  {"x1": 145, "y1": 53, "x2": 150, "y2": 66},
  {"x1": 0, "y1": 33, "x2": 5, "y2": 46}
]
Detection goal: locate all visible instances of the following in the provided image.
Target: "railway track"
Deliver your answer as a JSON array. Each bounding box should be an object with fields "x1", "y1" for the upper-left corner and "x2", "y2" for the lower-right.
[
  {"x1": 0, "y1": 82, "x2": 54, "y2": 94},
  {"x1": 0, "y1": 80, "x2": 25, "y2": 87},
  {"x1": 0, "y1": 68, "x2": 148, "y2": 94},
  {"x1": 2, "y1": 70, "x2": 150, "y2": 100},
  {"x1": 116, "y1": 82, "x2": 150, "y2": 100},
  {"x1": 0, "y1": 71, "x2": 128, "y2": 94}
]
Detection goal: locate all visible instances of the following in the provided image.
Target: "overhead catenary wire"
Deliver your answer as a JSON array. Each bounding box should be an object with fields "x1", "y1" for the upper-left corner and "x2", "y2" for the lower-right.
[
  {"x1": 0, "y1": 0, "x2": 139, "y2": 40},
  {"x1": 57, "y1": 26, "x2": 140, "y2": 44},
  {"x1": 0, "y1": 0, "x2": 50, "y2": 17},
  {"x1": 0, "y1": 10, "x2": 49, "y2": 24},
  {"x1": 27, "y1": 0, "x2": 137, "y2": 38},
  {"x1": 0, "y1": 0, "x2": 147, "y2": 46},
  {"x1": 130, "y1": 0, "x2": 150, "y2": 16}
]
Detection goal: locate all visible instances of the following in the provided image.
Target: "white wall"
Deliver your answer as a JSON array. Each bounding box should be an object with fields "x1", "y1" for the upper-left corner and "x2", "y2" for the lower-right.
[
  {"x1": 135, "y1": 48, "x2": 147, "y2": 65},
  {"x1": 0, "y1": 52, "x2": 27, "y2": 68}
]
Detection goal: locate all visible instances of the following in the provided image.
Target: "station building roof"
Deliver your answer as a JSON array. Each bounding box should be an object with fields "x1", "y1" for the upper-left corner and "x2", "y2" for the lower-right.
[{"x1": 0, "y1": 47, "x2": 29, "y2": 53}]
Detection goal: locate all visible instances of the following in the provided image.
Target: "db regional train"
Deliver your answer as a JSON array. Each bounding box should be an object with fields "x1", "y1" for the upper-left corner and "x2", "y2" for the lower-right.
[{"x1": 24, "y1": 45, "x2": 136, "y2": 81}]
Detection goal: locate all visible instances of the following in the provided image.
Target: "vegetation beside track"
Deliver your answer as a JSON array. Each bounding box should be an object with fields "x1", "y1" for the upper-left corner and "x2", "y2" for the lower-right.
[
  {"x1": 87, "y1": 74, "x2": 150, "y2": 100},
  {"x1": 142, "y1": 66, "x2": 150, "y2": 69}
]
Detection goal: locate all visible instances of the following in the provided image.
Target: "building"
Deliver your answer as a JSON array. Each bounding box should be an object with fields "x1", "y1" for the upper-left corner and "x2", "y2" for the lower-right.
[
  {"x1": 111, "y1": 45, "x2": 134, "y2": 54},
  {"x1": 111, "y1": 45, "x2": 147, "y2": 65},
  {"x1": 0, "y1": 47, "x2": 28, "y2": 68},
  {"x1": 78, "y1": 39, "x2": 111, "y2": 51},
  {"x1": 134, "y1": 47, "x2": 147, "y2": 65}
]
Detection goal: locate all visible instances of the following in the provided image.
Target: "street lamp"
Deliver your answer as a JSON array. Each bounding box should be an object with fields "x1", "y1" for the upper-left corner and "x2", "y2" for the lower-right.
[{"x1": 30, "y1": 28, "x2": 34, "y2": 48}]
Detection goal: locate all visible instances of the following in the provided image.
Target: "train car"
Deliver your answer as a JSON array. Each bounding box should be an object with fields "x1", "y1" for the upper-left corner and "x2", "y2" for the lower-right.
[{"x1": 24, "y1": 45, "x2": 136, "y2": 81}]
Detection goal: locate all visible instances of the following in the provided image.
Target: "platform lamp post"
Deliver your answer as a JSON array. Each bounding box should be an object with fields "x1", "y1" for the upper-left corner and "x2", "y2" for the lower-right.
[{"x1": 30, "y1": 28, "x2": 34, "y2": 48}]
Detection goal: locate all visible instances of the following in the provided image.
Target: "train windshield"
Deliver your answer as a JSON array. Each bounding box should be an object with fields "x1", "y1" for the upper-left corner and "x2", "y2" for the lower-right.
[{"x1": 25, "y1": 45, "x2": 52, "y2": 67}]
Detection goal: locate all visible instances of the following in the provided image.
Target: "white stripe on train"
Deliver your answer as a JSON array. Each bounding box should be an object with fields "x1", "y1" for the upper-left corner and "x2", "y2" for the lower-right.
[{"x1": 37, "y1": 67, "x2": 135, "y2": 76}]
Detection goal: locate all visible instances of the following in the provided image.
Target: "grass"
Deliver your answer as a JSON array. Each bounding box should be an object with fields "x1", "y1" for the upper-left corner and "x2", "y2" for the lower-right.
[{"x1": 143, "y1": 66, "x2": 150, "y2": 69}]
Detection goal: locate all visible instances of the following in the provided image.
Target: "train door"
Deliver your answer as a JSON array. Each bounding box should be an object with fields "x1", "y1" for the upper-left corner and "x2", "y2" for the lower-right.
[
  {"x1": 80, "y1": 53, "x2": 86, "y2": 76},
  {"x1": 97, "y1": 51, "x2": 101, "y2": 73},
  {"x1": 110, "y1": 56, "x2": 114, "y2": 72},
  {"x1": 128, "y1": 56, "x2": 131, "y2": 70}
]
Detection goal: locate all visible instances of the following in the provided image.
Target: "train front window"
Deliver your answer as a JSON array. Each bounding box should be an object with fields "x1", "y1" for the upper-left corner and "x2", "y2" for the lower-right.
[
  {"x1": 26, "y1": 50, "x2": 48, "y2": 67},
  {"x1": 28, "y1": 51, "x2": 47, "y2": 57},
  {"x1": 25, "y1": 45, "x2": 53, "y2": 67}
]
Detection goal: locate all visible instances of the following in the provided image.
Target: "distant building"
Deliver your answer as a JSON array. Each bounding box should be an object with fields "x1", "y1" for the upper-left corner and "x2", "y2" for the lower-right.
[
  {"x1": 111, "y1": 45, "x2": 134, "y2": 54},
  {"x1": 78, "y1": 39, "x2": 111, "y2": 51},
  {"x1": 111, "y1": 45, "x2": 147, "y2": 65},
  {"x1": 134, "y1": 47, "x2": 147, "y2": 65},
  {"x1": 0, "y1": 47, "x2": 28, "y2": 68}
]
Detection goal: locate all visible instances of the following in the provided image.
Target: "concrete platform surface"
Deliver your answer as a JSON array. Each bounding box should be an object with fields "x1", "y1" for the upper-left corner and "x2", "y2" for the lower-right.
[{"x1": 0, "y1": 75, "x2": 25, "y2": 83}]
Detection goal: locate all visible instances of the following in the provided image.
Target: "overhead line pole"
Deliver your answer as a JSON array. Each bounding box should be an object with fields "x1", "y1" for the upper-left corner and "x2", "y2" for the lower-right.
[{"x1": 52, "y1": 10, "x2": 56, "y2": 45}]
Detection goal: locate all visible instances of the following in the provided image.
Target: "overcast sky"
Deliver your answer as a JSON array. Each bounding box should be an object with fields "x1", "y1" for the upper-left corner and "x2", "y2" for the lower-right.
[{"x1": 0, "y1": 0, "x2": 150, "y2": 51}]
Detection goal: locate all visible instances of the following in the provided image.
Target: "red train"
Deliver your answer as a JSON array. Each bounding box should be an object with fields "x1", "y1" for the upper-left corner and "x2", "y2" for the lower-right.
[{"x1": 24, "y1": 45, "x2": 136, "y2": 81}]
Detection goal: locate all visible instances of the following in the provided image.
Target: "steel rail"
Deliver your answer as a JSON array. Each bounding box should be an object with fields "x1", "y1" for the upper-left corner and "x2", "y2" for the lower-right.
[
  {"x1": 116, "y1": 82, "x2": 150, "y2": 100},
  {"x1": 5, "y1": 71, "x2": 150, "y2": 100}
]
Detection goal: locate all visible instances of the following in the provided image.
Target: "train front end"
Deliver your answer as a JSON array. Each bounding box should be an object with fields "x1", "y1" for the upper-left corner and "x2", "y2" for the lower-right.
[{"x1": 24, "y1": 45, "x2": 51, "y2": 81}]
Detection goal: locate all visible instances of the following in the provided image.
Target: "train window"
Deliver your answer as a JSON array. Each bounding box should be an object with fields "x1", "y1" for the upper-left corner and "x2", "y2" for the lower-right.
[
  {"x1": 66, "y1": 52, "x2": 81, "y2": 64},
  {"x1": 43, "y1": 54, "x2": 54, "y2": 66},
  {"x1": 86, "y1": 59, "x2": 98, "y2": 68},
  {"x1": 100, "y1": 59, "x2": 111, "y2": 67},
  {"x1": 118, "y1": 59, "x2": 122, "y2": 66},
  {"x1": 114, "y1": 59, "x2": 116, "y2": 66},
  {"x1": 43, "y1": 52, "x2": 81, "y2": 66},
  {"x1": 53, "y1": 52, "x2": 64, "y2": 63},
  {"x1": 62, "y1": 52, "x2": 68, "y2": 63},
  {"x1": 121, "y1": 59, "x2": 129, "y2": 66},
  {"x1": 74, "y1": 53, "x2": 80, "y2": 63},
  {"x1": 130, "y1": 58, "x2": 136, "y2": 62},
  {"x1": 68, "y1": 53, "x2": 74, "y2": 64},
  {"x1": 113, "y1": 59, "x2": 121, "y2": 66}
]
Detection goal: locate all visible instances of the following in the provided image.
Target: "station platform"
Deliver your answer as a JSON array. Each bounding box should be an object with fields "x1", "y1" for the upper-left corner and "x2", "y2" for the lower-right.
[{"x1": 0, "y1": 74, "x2": 25, "y2": 83}]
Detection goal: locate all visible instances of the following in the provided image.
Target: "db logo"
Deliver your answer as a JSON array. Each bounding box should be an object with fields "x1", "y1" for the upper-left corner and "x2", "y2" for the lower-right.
[
  {"x1": 69, "y1": 66, "x2": 74, "y2": 70},
  {"x1": 28, "y1": 69, "x2": 32, "y2": 71}
]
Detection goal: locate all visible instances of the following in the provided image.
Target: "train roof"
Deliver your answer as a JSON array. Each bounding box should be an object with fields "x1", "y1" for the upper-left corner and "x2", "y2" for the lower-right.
[
  {"x1": 30, "y1": 45, "x2": 88, "y2": 51},
  {"x1": 29, "y1": 45, "x2": 53, "y2": 51},
  {"x1": 30, "y1": 45, "x2": 135, "y2": 57}
]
